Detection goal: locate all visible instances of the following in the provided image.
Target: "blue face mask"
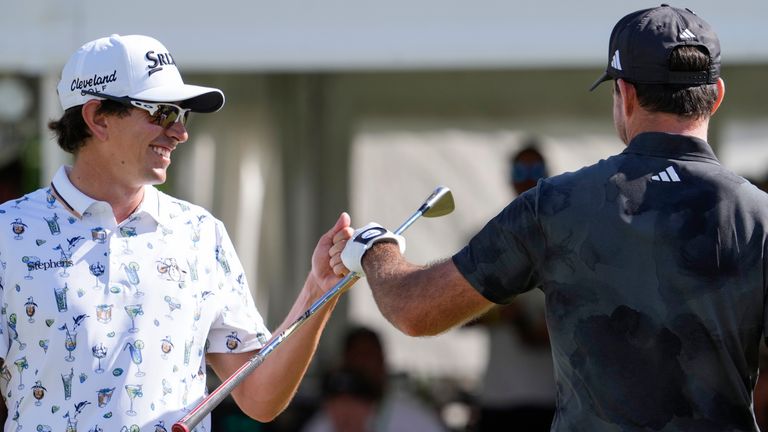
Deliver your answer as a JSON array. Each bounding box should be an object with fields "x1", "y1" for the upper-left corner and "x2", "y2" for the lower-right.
[{"x1": 512, "y1": 161, "x2": 547, "y2": 183}]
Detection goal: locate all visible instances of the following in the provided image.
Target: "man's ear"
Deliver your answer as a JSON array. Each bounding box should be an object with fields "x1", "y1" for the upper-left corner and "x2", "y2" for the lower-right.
[
  {"x1": 81, "y1": 100, "x2": 109, "y2": 141},
  {"x1": 711, "y1": 78, "x2": 725, "y2": 115},
  {"x1": 616, "y1": 79, "x2": 637, "y2": 119}
]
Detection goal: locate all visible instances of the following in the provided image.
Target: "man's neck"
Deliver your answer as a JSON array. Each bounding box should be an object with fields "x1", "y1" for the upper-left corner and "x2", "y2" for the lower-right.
[
  {"x1": 627, "y1": 111, "x2": 710, "y2": 143},
  {"x1": 68, "y1": 160, "x2": 145, "y2": 224}
]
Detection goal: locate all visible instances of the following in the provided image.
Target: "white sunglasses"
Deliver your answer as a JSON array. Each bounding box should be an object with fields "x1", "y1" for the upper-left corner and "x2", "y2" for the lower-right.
[{"x1": 81, "y1": 90, "x2": 192, "y2": 128}]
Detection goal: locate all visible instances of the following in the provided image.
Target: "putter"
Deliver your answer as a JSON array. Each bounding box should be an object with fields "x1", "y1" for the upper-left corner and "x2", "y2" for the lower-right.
[{"x1": 173, "y1": 186, "x2": 455, "y2": 432}]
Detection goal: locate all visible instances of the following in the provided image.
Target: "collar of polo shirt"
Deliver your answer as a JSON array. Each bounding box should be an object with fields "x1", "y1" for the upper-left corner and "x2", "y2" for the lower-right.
[{"x1": 51, "y1": 166, "x2": 170, "y2": 225}]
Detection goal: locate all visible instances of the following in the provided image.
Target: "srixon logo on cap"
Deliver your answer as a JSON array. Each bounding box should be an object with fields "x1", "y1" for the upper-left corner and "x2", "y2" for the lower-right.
[{"x1": 145, "y1": 51, "x2": 176, "y2": 76}]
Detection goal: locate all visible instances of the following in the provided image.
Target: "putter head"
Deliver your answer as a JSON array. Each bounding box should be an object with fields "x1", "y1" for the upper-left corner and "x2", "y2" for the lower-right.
[{"x1": 422, "y1": 186, "x2": 455, "y2": 217}]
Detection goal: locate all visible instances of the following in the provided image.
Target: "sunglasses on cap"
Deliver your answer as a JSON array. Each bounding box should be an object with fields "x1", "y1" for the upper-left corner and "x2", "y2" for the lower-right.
[{"x1": 80, "y1": 89, "x2": 192, "y2": 129}]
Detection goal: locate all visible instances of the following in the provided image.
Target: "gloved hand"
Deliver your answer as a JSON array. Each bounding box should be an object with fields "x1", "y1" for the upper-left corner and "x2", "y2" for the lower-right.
[{"x1": 340, "y1": 222, "x2": 406, "y2": 276}]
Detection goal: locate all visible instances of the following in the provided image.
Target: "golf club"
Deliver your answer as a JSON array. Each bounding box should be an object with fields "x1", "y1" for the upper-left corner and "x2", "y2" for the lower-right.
[{"x1": 173, "y1": 186, "x2": 455, "y2": 432}]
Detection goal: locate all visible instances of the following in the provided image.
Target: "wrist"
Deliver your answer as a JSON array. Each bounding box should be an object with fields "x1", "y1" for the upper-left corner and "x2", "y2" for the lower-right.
[
  {"x1": 361, "y1": 241, "x2": 401, "y2": 275},
  {"x1": 341, "y1": 223, "x2": 406, "y2": 276}
]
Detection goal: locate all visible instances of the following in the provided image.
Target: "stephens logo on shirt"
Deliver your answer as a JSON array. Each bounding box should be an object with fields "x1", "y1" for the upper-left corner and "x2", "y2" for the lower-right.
[{"x1": 24, "y1": 257, "x2": 73, "y2": 272}]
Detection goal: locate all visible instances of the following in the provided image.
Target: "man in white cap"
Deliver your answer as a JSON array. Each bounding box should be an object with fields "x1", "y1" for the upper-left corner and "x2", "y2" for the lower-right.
[{"x1": 0, "y1": 34, "x2": 348, "y2": 431}]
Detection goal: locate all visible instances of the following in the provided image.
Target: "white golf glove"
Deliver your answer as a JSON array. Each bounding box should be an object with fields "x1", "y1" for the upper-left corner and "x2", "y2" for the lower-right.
[{"x1": 341, "y1": 222, "x2": 406, "y2": 276}]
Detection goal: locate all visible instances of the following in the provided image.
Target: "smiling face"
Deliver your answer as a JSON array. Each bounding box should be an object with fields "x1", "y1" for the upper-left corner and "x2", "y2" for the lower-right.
[{"x1": 99, "y1": 105, "x2": 189, "y2": 188}]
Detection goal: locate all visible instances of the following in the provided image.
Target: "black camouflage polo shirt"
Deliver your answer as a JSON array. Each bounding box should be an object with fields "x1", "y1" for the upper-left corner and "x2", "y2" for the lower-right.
[{"x1": 453, "y1": 132, "x2": 768, "y2": 431}]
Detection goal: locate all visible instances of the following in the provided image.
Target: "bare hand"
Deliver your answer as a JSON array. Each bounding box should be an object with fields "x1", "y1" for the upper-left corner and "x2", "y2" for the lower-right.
[
  {"x1": 311, "y1": 212, "x2": 352, "y2": 289},
  {"x1": 329, "y1": 212, "x2": 355, "y2": 277}
]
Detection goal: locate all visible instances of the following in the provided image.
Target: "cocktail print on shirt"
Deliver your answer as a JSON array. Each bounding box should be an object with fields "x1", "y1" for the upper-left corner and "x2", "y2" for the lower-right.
[
  {"x1": 11, "y1": 217, "x2": 27, "y2": 240},
  {"x1": 44, "y1": 213, "x2": 61, "y2": 236},
  {"x1": 58, "y1": 313, "x2": 89, "y2": 362},
  {"x1": 0, "y1": 184, "x2": 268, "y2": 432},
  {"x1": 8, "y1": 312, "x2": 26, "y2": 350}
]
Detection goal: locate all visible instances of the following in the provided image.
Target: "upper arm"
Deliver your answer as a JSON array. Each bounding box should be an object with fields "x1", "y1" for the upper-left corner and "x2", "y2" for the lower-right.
[
  {"x1": 451, "y1": 191, "x2": 546, "y2": 303},
  {"x1": 206, "y1": 219, "x2": 271, "y2": 354}
]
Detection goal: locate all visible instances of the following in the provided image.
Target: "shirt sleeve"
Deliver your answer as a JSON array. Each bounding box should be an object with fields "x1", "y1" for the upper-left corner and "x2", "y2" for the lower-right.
[
  {"x1": 206, "y1": 220, "x2": 271, "y2": 353},
  {"x1": 452, "y1": 187, "x2": 546, "y2": 304}
]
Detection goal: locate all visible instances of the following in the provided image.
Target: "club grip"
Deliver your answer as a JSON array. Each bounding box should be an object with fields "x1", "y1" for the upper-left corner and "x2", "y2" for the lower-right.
[{"x1": 171, "y1": 423, "x2": 190, "y2": 432}]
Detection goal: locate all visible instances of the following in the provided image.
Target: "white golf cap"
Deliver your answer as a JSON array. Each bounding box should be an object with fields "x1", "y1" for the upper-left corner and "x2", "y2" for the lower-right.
[{"x1": 57, "y1": 34, "x2": 224, "y2": 113}]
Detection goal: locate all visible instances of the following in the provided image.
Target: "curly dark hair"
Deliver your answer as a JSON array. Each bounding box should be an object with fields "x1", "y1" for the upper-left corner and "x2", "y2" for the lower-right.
[{"x1": 47, "y1": 100, "x2": 132, "y2": 154}]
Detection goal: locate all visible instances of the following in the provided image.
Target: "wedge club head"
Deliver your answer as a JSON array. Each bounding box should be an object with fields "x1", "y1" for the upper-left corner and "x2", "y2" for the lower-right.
[{"x1": 421, "y1": 186, "x2": 455, "y2": 218}]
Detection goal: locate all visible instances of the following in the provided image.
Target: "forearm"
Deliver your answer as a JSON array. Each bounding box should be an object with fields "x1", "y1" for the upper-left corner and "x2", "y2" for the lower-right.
[
  {"x1": 210, "y1": 276, "x2": 339, "y2": 422},
  {"x1": 216, "y1": 212, "x2": 349, "y2": 420},
  {"x1": 363, "y1": 243, "x2": 493, "y2": 336}
]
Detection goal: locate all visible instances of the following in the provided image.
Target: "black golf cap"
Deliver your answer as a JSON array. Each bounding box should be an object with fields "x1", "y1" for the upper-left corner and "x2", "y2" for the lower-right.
[{"x1": 590, "y1": 4, "x2": 720, "y2": 91}]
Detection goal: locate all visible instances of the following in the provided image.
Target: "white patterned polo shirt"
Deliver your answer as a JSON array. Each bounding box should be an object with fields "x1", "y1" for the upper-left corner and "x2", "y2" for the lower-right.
[{"x1": 0, "y1": 166, "x2": 270, "y2": 432}]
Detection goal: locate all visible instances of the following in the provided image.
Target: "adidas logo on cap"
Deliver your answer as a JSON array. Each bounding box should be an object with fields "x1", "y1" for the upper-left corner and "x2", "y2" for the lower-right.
[
  {"x1": 679, "y1": 28, "x2": 697, "y2": 40},
  {"x1": 610, "y1": 50, "x2": 623, "y2": 71}
]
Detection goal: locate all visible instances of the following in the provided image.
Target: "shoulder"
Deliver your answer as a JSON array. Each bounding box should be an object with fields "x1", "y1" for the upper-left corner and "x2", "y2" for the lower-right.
[
  {"x1": 730, "y1": 176, "x2": 768, "y2": 214},
  {"x1": 156, "y1": 190, "x2": 223, "y2": 227},
  {"x1": 0, "y1": 188, "x2": 49, "y2": 225},
  {"x1": 0, "y1": 188, "x2": 48, "y2": 251},
  {"x1": 0, "y1": 188, "x2": 47, "y2": 211},
  {"x1": 524, "y1": 154, "x2": 629, "y2": 215},
  {"x1": 539, "y1": 155, "x2": 621, "y2": 191}
]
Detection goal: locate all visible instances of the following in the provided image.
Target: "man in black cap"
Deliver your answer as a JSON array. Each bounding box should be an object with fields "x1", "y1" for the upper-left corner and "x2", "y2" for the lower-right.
[{"x1": 331, "y1": 4, "x2": 768, "y2": 430}]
